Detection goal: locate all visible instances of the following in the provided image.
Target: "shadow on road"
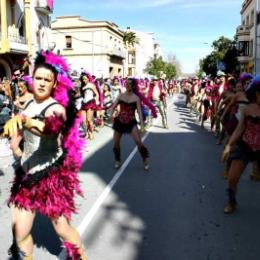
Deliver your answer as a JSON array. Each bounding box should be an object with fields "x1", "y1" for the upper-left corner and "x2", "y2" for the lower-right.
[{"x1": 30, "y1": 100, "x2": 260, "y2": 260}]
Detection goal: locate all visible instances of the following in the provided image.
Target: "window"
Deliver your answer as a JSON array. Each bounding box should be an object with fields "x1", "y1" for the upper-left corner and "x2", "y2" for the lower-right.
[
  {"x1": 246, "y1": 15, "x2": 249, "y2": 25},
  {"x1": 242, "y1": 19, "x2": 245, "y2": 25},
  {"x1": 238, "y1": 41, "x2": 249, "y2": 56},
  {"x1": 128, "y1": 67, "x2": 133, "y2": 76},
  {"x1": 128, "y1": 53, "x2": 135, "y2": 64},
  {"x1": 18, "y1": 17, "x2": 25, "y2": 37},
  {"x1": 65, "y1": 36, "x2": 72, "y2": 49},
  {"x1": 251, "y1": 10, "x2": 255, "y2": 25},
  {"x1": 249, "y1": 40, "x2": 253, "y2": 57},
  {"x1": 257, "y1": 12, "x2": 260, "y2": 24}
]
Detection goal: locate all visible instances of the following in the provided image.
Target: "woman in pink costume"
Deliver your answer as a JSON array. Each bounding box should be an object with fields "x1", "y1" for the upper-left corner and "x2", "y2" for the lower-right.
[
  {"x1": 111, "y1": 78, "x2": 157, "y2": 170},
  {"x1": 4, "y1": 51, "x2": 87, "y2": 259},
  {"x1": 222, "y1": 75, "x2": 260, "y2": 214},
  {"x1": 80, "y1": 71, "x2": 99, "y2": 140}
]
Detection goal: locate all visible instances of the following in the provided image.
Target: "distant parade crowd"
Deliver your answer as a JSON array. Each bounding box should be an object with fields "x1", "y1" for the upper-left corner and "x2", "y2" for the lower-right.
[
  {"x1": 181, "y1": 71, "x2": 260, "y2": 214},
  {"x1": 0, "y1": 50, "x2": 259, "y2": 259}
]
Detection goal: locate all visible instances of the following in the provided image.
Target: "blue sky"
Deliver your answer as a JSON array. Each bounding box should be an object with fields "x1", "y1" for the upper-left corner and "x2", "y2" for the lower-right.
[{"x1": 52, "y1": 0, "x2": 241, "y2": 73}]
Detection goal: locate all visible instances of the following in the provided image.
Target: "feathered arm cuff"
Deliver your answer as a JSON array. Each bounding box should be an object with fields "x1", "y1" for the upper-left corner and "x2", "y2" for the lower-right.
[{"x1": 43, "y1": 115, "x2": 65, "y2": 135}]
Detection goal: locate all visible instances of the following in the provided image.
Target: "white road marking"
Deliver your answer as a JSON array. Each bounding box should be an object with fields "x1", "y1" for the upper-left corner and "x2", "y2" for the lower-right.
[
  {"x1": 57, "y1": 132, "x2": 150, "y2": 260},
  {"x1": 77, "y1": 131, "x2": 149, "y2": 235},
  {"x1": 57, "y1": 97, "x2": 175, "y2": 259}
]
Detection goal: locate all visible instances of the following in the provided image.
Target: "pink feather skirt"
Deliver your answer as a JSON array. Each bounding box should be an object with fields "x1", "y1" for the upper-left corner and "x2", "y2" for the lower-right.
[
  {"x1": 82, "y1": 100, "x2": 98, "y2": 111},
  {"x1": 8, "y1": 161, "x2": 83, "y2": 221}
]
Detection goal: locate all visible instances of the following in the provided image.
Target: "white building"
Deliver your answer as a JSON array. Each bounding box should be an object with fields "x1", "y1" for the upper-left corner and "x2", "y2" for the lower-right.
[
  {"x1": 51, "y1": 16, "x2": 126, "y2": 78},
  {"x1": 132, "y1": 31, "x2": 163, "y2": 78},
  {"x1": 235, "y1": 0, "x2": 256, "y2": 73},
  {"x1": 0, "y1": 0, "x2": 53, "y2": 79}
]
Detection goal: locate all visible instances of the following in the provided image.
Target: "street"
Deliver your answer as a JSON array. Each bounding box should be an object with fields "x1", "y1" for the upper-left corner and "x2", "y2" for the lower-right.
[{"x1": 1, "y1": 95, "x2": 260, "y2": 260}]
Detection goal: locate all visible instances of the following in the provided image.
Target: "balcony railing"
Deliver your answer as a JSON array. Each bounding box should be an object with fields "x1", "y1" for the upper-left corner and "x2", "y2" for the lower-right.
[
  {"x1": 35, "y1": 0, "x2": 53, "y2": 14},
  {"x1": 8, "y1": 33, "x2": 26, "y2": 44}
]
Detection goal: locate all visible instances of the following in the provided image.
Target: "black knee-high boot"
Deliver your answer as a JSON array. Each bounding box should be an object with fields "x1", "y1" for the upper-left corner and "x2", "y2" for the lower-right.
[
  {"x1": 113, "y1": 147, "x2": 121, "y2": 161},
  {"x1": 138, "y1": 145, "x2": 149, "y2": 161},
  {"x1": 8, "y1": 235, "x2": 33, "y2": 259},
  {"x1": 224, "y1": 188, "x2": 237, "y2": 214},
  {"x1": 113, "y1": 147, "x2": 121, "y2": 169},
  {"x1": 138, "y1": 145, "x2": 150, "y2": 170}
]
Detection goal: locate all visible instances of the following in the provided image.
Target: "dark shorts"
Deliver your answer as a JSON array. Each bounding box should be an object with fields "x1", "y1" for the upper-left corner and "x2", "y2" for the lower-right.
[
  {"x1": 230, "y1": 142, "x2": 260, "y2": 164},
  {"x1": 113, "y1": 118, "x2": 137, "y2": 134}
]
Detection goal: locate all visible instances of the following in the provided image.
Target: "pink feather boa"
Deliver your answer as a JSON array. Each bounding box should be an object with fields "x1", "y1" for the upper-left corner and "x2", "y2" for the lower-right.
[
  {"x1": 9, "y1": 115, "x2": 85, "y2": 220},
  {"x1": 133, "y1": 79, "x2": 157, "y2": 118}
]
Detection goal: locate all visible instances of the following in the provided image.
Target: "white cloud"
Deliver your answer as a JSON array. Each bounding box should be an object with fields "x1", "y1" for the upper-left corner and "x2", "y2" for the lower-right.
[
  {"x1": 179, "y1": 0, "x2": 239, "y2": 9},
  {"x1": 57, "y1": 0, "x2": 239, "y2": 12}
]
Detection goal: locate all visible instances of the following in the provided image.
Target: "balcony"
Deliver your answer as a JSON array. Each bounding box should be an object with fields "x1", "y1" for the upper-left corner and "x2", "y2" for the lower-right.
[
  {"x1": 237, "y1": 56, "x2": 252, "y2": 63},
  {"x1": 236, "y1": 25, "x2": 251, "y2": 43},
  {"x1": 35, "y1": 0, "x2": 53, "y2": 14},
  {"x1": 8, "y1": 33, "x2": 28, "y2": 54},
  {"x1": 236, "y1": 25, "x2": 250, "y2": 36},
  {"x1": 109, "y1": 48, "x2": 126, "y2": 59}
]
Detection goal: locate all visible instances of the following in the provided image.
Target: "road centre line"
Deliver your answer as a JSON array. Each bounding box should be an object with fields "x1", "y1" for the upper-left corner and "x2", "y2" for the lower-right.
[
  {"x1": 76, "y1": 97, "x2": 175, "y2": 235},
  {"x1": 57, "y1": 131, "x2": 150, "y2": 259},
  {"x1": 57, "y1": 97, "x2": 175, "y2": 259}
]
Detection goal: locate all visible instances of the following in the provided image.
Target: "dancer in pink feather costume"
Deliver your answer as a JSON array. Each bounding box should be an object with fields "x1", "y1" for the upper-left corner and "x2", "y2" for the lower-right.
[
  {"x1": 111, "y1": 78, "x2": 157, "y2": 171},
  {"x1": 4, "y1": 51, "x2": 87, "y2": 260}
]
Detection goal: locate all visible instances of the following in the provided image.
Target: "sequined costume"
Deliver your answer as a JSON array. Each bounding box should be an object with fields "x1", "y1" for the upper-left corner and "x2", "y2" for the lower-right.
[
  {"x1": 113, "y1": 100, "x2": 137, "y2": 134},
  {"x1": 230, "y1": 115, "x2": 260, "y2": 164},
  {"x1": 9, "y1": 99, "x2": 83, "y2": 220},
  {"x1": 81, "y1": 84, "x2": 98, "y2": 111}
]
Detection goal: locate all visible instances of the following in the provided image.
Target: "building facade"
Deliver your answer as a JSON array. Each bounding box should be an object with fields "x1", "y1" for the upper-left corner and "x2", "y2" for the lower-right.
[
  {"x1": 51, "y1": 16, "x2": 126, "y2": 78},
  {"x1": 134, "y1": 31, "x2": 156, "y2": 78},
  {"x1": 236, "y1": 0, "x2": 256, "y2": 73},
  {"x1": 127, "y1": 31, "x2": 162, "y2": 78},
  {"x1": 255, "y1": 0, "x2": 260, "y2": 72},
  {"x1": 0, "y1": 0, "x2": 53, "y2": 79}
]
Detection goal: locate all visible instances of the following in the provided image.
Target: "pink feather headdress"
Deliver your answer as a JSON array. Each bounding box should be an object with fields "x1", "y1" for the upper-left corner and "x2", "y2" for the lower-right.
[
  {"x1": 36, "y1": 50, "x2": 74, "y2": 108},
  {"x1": 21, "y1": 75, "x2": 33, "y2": 90}
]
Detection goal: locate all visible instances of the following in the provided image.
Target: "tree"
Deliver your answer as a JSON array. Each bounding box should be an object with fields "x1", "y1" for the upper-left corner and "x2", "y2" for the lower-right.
[
  {"x1": 199, "y1": 52, "x2": 218, "y2": 77},
  {"x1": 123, "y1": 31, "x2": 139, "y2": 47},
  {"x1": 165, "y1": 63, "x2": 177, "y2": 80},
  {"x1": 145, "y1": 56, "x2": 166, "y2": 78},
  {"x1": 223, "y1": 45, "x2": 239, "y2": 76},
  {"x1": 198, "y1": 36, "x2": 237, "y2": 77},
  {"x1": 212, "y1": 36, "x2": 232, "y2": 61},
  {"x1": 144, "y1": 56, "x2": 177, "y2": 79}
]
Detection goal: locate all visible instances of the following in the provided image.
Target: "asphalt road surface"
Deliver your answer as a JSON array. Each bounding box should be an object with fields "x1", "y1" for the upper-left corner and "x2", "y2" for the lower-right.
[{"x1": 0, "y1": 94, "x2": 259, "y2": 260}]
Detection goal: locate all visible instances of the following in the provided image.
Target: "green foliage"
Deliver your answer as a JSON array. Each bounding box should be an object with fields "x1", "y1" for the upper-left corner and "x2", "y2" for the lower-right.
[
  {"x1": 145, "y1": 56, "x2": 176, "y2": 79},
  {"x1": 123, "y1": 31, "x2": 139, "y2": 47},
  {"x1": 199, "y1": 36, "x2": 239, "y2": 77},
  {"x1": 165, "y1": 63, "x2": 177, "y2": 80},
  {"x1": 212, "y1": 36, "x2": 232, "y2": 60},
  {"x1": 145, "y1": 56, "x2": 166, "y2": 78}
]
